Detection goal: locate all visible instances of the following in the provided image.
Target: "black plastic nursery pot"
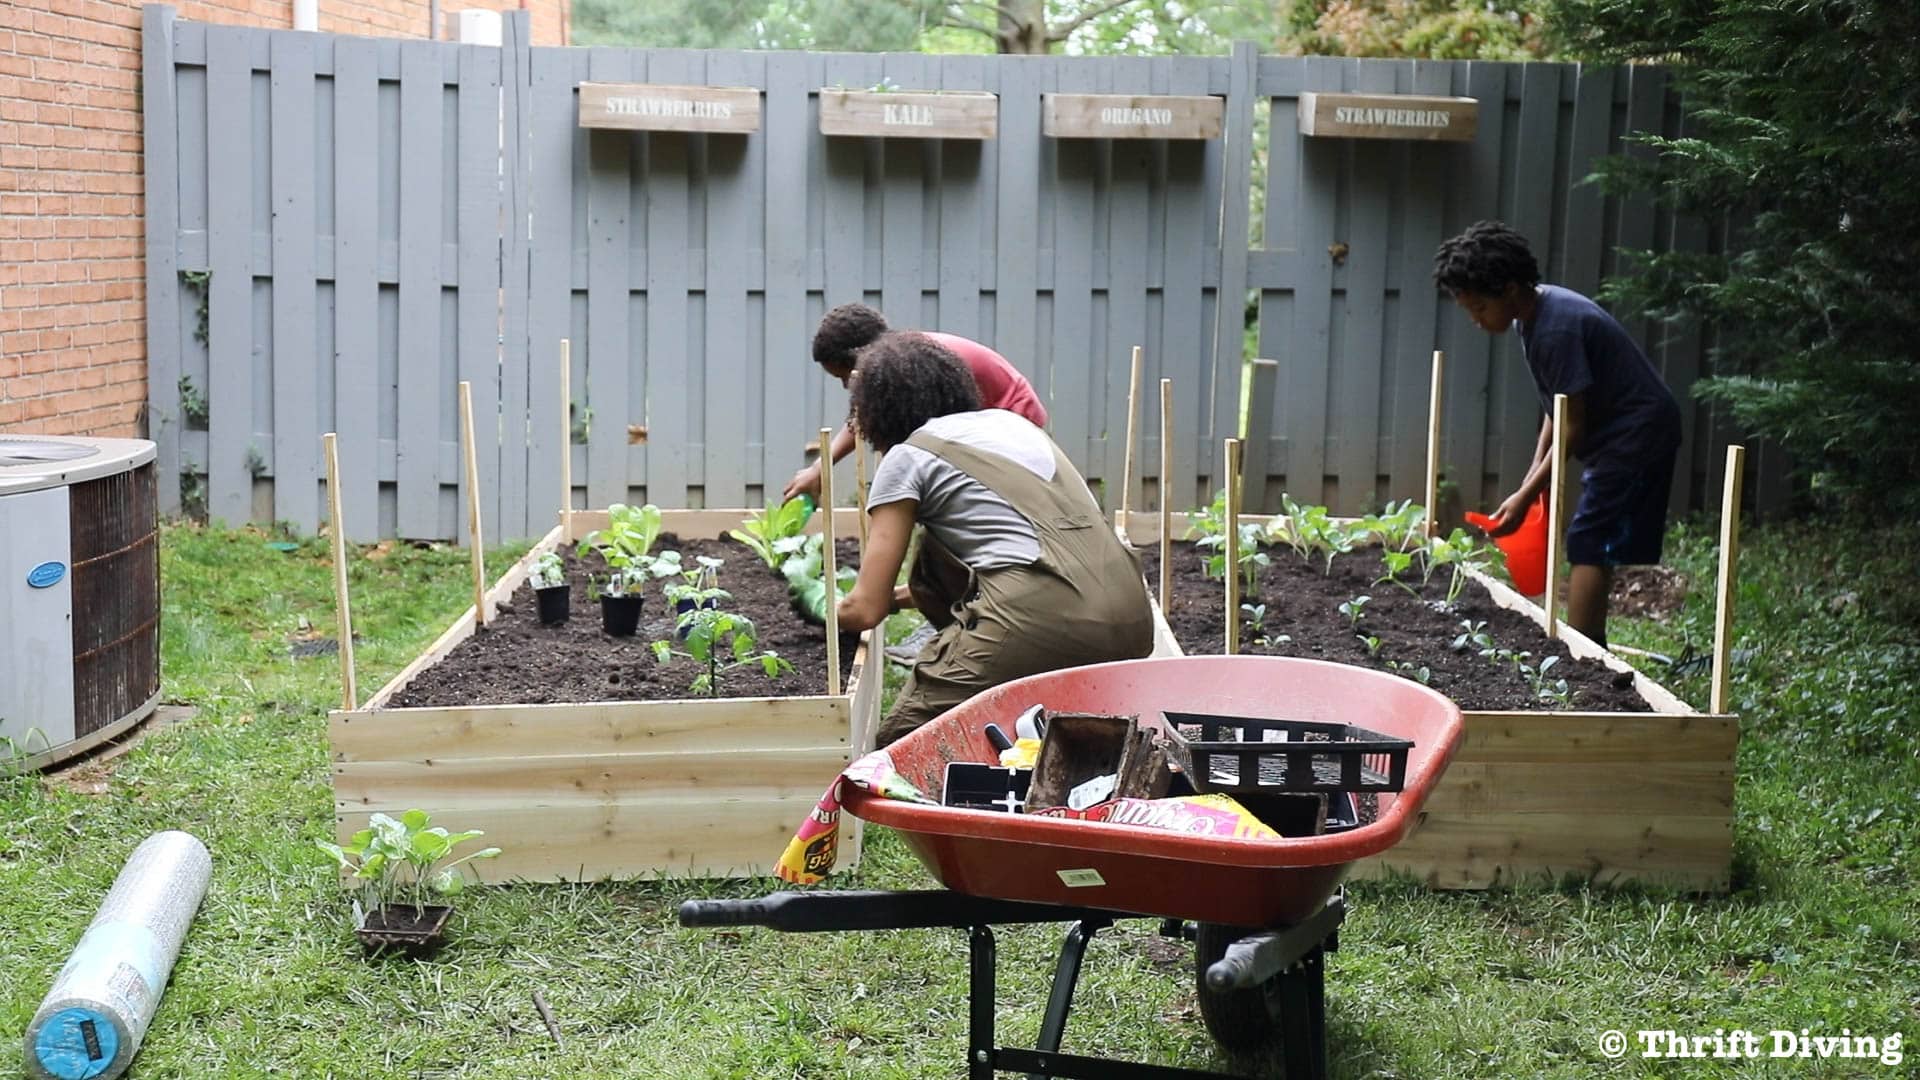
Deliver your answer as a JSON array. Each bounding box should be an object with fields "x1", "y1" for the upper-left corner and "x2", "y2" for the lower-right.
[
  {"x1": 356, "y1": 903, "x2": 453, "y2": 956},
  {"x1": 600, "y1": 594, "x2": 644, "y2": 636},
  {"x1": 535, "y1": 584, "x2": 570, "y2": 625}
]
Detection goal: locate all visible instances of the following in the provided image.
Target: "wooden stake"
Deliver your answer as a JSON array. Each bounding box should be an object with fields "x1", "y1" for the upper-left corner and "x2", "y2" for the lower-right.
[
  {"x1": 558, "y1": 338, "x2": 573, "y2": 542},
  {"x1": 459, "y1": 380, "x2": 488, "y2": 626},
  {"x1": 1120, "y1": 344, "x2": 1143, "y2": 522},
  {"x1": 1544, "y1": 393, "x2": 1569, "y2": 638},
  {"x1": 323, "y1": 432, "x2": 357, "y2": 711},
  {"x1": 819, "y1": 427, "x2": 841, "y2": 697},
  {"x1": 854, "y1": 439, "x2": 869, "y2": 553},
  {"x1": 1424, "y1": 350, "x2": 1445, "y2": 537},
  {"x1": 1223, "y1": 437, "x2": 1241, "y2": 655},
  {"x1": 1159, "y1": 378, "x2": 1173, "y2": 616},
  {"x1": 1711, "y1": 444, "x2": 1746, "y2": 714}
]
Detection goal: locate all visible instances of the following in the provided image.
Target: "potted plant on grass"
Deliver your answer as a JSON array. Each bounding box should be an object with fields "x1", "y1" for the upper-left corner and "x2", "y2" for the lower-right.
[
  {"x1": 577, "y1": 503, "x2": 681, "y2": 636},
  {"x1": 316, "y1": 809, "x2": 501, "y2": 955},
  {"x1": 530, "y1": 551, "x2": 570, "y2": 625}
]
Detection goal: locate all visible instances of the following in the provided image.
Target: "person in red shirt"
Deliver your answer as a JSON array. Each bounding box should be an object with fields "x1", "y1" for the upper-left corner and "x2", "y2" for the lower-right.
[{"x1": 782, "y1": 303, "x2": 1048, "y2": 500}]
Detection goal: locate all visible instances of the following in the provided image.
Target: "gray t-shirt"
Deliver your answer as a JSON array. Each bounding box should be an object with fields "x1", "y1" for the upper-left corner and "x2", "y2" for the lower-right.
[{"x1": 866, "y1": 410, "x2": 1050, "y2": 569}]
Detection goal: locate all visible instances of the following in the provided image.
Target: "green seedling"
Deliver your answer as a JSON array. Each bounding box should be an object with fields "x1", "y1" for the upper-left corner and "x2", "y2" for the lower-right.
[
  {"x1": 1338, "y1": 594, "x2": 1371, "y2": 628},
  {"x1": 651, "y1": 599, "x2": 791, "y2": 697},
  {"x1": 1519, "y1": 654, "x2": 1574, "y2": 707},
  {"x1": 316, "y1": 809, "x2": 501, "y2": 920},
  {"x1": 1374, "y1": 549, "x2": 1422, "y2": 598},
  {"x1": 729, "y1": 497, "x2": 815, "y2": 571},
  {"x1": 1356, "y1": 499, "x2": 1428, "y2": 553},
  {"x1": 530, "y1": 551, "x2": 565, "y2": 590},
  {"x1": 1385, "y1": 660, "x2": 1433, "y2": 686},
  {"x1": 1241, "y1": 602, "x2": 1267, "y2": 634},
  {"x1": 779, "y1": 533, "x2": 858, "y2": 626},
  {"x1": 578, "y1": 503, "x2": 678, "y2": 597},
  {"x1": 1199, "y1": 522, "x2": 1269, "y2": 591},
  {"x1": 1357, "y1": 634, "x2": 1384, "y2": 657}
]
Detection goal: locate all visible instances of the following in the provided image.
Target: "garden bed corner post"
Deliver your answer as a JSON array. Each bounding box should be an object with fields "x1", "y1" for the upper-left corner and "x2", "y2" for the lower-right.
[
  {"x1": 460, "y1": 379, "x2": 487, "y2": 625},
  {"x1": 1425, "y1": 350, "x2": 1445, "y2": 538},
  {"x1": 323, "y1": 432, "x2": 357, "y2": 711},
  {"x1": 1711, "y1": 444, "x2": 1746, "y2": 714},
  {"x1": 820, "y1": 427, "x2": 841, "y2": 696},
  {"x1": 1544, "y1": 392, "x2": 1569, "y2": 637},
  {"x1": 558, "y1": 338, "x2": 573, "y2": 542},
  {"x1": 1159, "y1": 378, "x2": 1173, "y2": 614}
]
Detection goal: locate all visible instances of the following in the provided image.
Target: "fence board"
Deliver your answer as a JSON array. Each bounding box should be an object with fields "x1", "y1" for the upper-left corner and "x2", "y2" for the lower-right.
[
  {"x1": 1334, "y1": 62, "x2": 1394, "y2": 511},
  {"x1": 702, "y1": 50, "x2": 757, "y2": 508},
  {"x1": 1047, "y1": 59, "x2": 1098, "y2": 470},
  {"x1": 330, "y1": 36, "x2": 380, "y2": 541},
  {"x1": 456, "y1": 43, "x2": 502, "y2": 543},
  {"x1": 143, "y1": 8, "x2": 182, "y2": 515},
  {"x1": 761, "y1": 52, "x2": 812, "y2": 503},
  {"x1": 1282, "y1": 57, "x2": 1345, "y2": 507},
  {"x1": 584, "y1": 48, "x2": 633, "y2": 513},
  {"x1": 1105, "y1": 132, "x2": 1150, "y2": 500},
  {"x1": 995, "y1": 58, "x2": 1045, "y2": 393},
  {"x1": 395, "y1": 43, "x2": 443, "y2": 539},
  {"x1": 1561, "y1": 65, "x2": 1613, "y2": 299},
  {"x1": 1441, "y1": 62, "x2": 1509, "y2": 513},
  {"x1": 938, "y1": 55, "x2": 989, "y2": 341},
  {"x1": 268, "y1": 34, "x2": 319, "y2": 533},
  {"x1": 642, "y1": 52, "x2": 694, "y2": 508},
  {"x1": 498, "y1": 12, "x2": 533, "y2": 538},
  {"x1": 1389, "y1": 61, "x2": 1453, "y2": 506},
  {"x1": 204, "y1": 28, "x2": 253, "y2": 526},
  {"x1": 1210, "y1": 43, "x2": 1257, "y2": 497},
  {"x1": 1162, "y1": 57, "x2": 1211, "y2": 512},
  {"x1": 526, "y1": 47, "x2": 575, "y2": 525}
]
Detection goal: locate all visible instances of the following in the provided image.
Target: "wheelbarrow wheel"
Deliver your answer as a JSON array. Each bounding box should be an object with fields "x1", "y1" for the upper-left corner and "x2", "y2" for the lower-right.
[{"x1": 1193, "y1": 922, "x2": 1277, "y2": 1052}]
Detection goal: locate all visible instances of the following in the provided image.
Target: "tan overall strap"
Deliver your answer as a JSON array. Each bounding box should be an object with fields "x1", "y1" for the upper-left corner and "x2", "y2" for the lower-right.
[{"x1": 903, "y1": 431, "x2": 1111, "y2": 571}]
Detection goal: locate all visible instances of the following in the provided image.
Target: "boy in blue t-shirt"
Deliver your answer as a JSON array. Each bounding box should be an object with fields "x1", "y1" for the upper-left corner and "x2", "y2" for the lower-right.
[{"x1": 1432, "y1": 220, "x2": 1682, "y2": 649}]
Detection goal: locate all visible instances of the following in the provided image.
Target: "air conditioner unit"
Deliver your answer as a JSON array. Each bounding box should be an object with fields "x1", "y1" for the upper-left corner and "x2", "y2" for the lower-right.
[{"x1": 0, "y1": 435, "x2": 161, "y2": 768}]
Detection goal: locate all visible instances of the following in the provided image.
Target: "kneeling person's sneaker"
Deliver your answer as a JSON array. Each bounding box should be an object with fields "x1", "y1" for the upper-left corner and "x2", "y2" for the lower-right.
[{"x1": 884, "y1": 622, "x2": 938, "y2": 666}]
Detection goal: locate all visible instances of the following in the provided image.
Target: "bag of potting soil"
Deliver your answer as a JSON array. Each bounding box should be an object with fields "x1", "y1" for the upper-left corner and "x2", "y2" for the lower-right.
[
  {"x1": 774, "y1": 748, "x2": 934, "y2": 885},
  {"x1": 1032, "y1": 793, "x2": 1281, "y2": 841}
]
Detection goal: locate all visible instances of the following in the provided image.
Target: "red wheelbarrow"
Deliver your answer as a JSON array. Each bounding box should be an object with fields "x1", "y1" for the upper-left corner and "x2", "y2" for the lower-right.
[{"x1": 681, "y1": 655, "x2": 1463, "y2": 1079}]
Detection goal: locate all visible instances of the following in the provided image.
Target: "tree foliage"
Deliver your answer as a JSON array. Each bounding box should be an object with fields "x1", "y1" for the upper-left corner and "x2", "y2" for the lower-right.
[
  {"x1": 1546, "y1": 0, "x2": 1920, "y2": 512},
  {"x1": 1282, "y1": 1, "x2": 1556, "y2": 59}
]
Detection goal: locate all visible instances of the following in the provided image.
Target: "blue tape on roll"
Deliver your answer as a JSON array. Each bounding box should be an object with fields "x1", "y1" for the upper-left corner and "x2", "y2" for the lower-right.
[{"x1": 33, "y1": 1007, "x2": 118, "y2": 1079}]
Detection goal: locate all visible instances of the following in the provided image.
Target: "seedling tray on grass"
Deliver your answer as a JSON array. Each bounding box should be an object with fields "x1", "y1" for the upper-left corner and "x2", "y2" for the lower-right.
[
  {"x1": 328, "y1": 509, "x2": 882, "y2": 886},
  {"x1": 1116, "y1": 511, "x2": 1737, "y2": 894}
]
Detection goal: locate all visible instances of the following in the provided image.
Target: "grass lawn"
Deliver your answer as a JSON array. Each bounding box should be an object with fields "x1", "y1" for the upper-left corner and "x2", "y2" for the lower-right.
[{"x1": 3, "y1": 518, "x2": 1916, "y2": 1078}]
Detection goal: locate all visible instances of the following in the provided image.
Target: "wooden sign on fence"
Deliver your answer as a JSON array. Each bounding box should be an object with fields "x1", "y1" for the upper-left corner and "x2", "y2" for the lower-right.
[
  {"x1": 1296, "y1": 91, "x2": 1477, "y2": 142},
  {"x1": 1043, "y1": 94, "x2": 1224, "y2": 140},
  {"x1": 578, "y1": 82, "x2": 762, "y2": 134},
  {"x1": 818, "y1": 89, "x2": 997, "y2": 139}
]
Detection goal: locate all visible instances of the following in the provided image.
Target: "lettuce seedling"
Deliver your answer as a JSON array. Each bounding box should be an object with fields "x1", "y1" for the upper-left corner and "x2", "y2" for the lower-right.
[
  {"x1": 316, "y1": 809, "x2": 501, "y2": 920},
  {"x1": 729, "y1": 497, "x2": 815, "y2": 571}
]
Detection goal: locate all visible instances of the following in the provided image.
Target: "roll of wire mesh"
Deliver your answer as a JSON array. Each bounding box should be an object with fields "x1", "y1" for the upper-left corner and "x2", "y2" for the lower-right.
[{"x1": 25, "y1": 831, "x2": 211, "y2": 1080}]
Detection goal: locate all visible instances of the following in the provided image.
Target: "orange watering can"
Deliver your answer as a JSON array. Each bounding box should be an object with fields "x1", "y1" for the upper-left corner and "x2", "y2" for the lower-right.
[{"x1": 1465, "y1": 492, "x2": 1549, "y2": 597}]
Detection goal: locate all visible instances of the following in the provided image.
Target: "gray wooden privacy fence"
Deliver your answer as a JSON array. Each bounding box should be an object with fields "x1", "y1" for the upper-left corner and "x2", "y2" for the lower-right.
[{"x1": 143, "y1": 6, "x2": 1765, "y2": 542}]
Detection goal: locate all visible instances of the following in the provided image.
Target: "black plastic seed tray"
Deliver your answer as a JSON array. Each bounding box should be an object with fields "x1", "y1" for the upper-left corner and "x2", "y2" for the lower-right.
[{"x1": 1163, "y1": 711, "x2": 1412, "y2": 795}]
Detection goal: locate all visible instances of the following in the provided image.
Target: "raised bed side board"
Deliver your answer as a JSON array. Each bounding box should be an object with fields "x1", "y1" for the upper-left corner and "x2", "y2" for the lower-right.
[
  {"x1": 329, "y1": 508, "x2": 882, "y2": 884},
  {"x1": 1117, "y1": 509, "x2": 1736, "y2": 892}
]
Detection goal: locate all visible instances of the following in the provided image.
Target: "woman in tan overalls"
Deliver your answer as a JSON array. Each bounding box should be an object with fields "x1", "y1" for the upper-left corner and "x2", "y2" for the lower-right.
[{"x1": 835, "y1": 332, "x2": 1155, "y2": 746}]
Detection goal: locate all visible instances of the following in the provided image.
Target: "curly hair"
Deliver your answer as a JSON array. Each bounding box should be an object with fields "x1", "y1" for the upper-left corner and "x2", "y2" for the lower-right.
[
  {"x1": 848, "y1": 332, "x2": 982, "y2": 451},
  {"x1": 1432, "y1": 220, "x2": 1541, "y2": 297},
  {"x1": 812, "y1": 303, "x2": 890, "y2": 370}
]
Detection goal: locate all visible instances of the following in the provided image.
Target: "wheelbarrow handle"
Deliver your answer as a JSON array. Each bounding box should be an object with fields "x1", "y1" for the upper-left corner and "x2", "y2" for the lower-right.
[{"x1": 679, "y1": 898, "x2": 777, "y2": 928}]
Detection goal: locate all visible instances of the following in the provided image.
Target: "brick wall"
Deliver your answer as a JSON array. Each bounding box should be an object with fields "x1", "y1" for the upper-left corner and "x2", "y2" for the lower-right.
[{"x1": 0, "y1": 0, "x2": 568, "y2": 437}]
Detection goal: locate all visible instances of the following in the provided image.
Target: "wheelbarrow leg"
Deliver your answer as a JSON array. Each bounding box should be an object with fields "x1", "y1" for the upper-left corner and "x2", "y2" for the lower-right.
[
  {"x1": 969, "y1": 925, "x2": 997, "y2": 1080},
  {"x1": 1030, "y1": 918, "x2": 1112, "y2": 1079}
]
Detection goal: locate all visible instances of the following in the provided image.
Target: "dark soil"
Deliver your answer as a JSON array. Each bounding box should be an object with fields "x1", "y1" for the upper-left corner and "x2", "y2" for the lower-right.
[
  {"x1": 1609, "y1": 564, "x2": 1690, "y2": 620},
  {"x1": 389, "y1": 536, "x2": 862, "y2": 707},
  {"x1": 1142, "y1": 542, "x2": 1649, "y2": 712}
]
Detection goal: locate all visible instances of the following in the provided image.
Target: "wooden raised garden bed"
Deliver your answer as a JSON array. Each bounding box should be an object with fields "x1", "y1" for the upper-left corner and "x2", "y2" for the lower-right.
[
  {"x1": 327, "y1": 508, "x2": 882, "y2": 884},
  {"x1": 1117, "y1": 509, "x2": 1737, "y2": 892}
]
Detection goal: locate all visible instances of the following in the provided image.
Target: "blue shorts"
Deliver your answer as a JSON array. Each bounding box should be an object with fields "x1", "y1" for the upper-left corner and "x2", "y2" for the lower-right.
[{"x1": 1565, "y1": 458, "x2": 1676, "y2": 567}]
